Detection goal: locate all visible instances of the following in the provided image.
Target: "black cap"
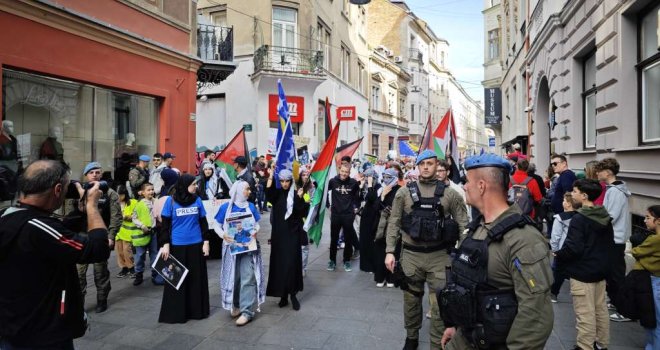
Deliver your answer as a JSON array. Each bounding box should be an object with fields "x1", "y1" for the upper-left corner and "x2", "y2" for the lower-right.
[{"x1": 233, "y1": 156, "x2": 248, "y2": 167}]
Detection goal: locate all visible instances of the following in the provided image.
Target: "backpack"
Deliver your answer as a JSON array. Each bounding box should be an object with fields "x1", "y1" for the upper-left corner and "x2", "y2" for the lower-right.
[{"x1": 508, "y1": 177, "x2": 534, "y2": 215}]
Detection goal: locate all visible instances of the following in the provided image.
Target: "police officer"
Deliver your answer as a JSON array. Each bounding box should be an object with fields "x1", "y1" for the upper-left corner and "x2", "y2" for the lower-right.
[
  {"x1": 65, "y1": 162, "x2": 122, "y2": 313},
  {"x1": 385, "y1": 150, "x2": 469, "y2": 350},
  {"x1": 440, "y1": 154, "x2": 553, "y2": 350}
]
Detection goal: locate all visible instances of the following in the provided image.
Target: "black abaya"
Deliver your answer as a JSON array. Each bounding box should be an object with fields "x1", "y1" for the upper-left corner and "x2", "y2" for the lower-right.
[
  {"x1": 374, "y1": 184, "x2": 400, "y2": 283},
  {"x1": 265, "y1": 184, "x2": 309, "y2": 297},
  {"x1": 359, "y1": 184, "x2": 381, "y2": 273}
]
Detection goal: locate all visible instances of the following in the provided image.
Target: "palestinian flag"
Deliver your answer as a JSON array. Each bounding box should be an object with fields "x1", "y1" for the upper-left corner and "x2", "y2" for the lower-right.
[
  {"x1": 334, "y1": 137, "x2": 363, "y2": 167},
  {"x1": 418, "y1": 113, "x2": 433, "y2": 153},
  {"x1": 304, "y1": 120, "x2": 341, "y2": 246},
  {"x1": 215, "y1": 127, "x2": 249, "y2": 182},
  {"x1": 434, "y1": 108, "x2": 461, "y2": 183}
]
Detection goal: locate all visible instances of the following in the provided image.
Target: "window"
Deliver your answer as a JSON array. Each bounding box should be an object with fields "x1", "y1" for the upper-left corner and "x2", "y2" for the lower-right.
[
  {"x1": 317, "y1": 22, "x2": 330, "y2": 69},
  {"x1": 2, "y1": 69, "x2": 158, "y2": 184},
  {"x1": 583, "y1": 52, "x2": 597, "y2": 148},
  {"x1": 388, "y1": 91, "x2": 395, "y2": 114},
  {"x1": 371, "y1": 134, "x2": 379, "y2": 155},
  {"x1": 411, "y1": 104, "x2": 415, "y2": 121},
  {"x1": 488, "y1": 30, "x2": 500, "y2": 61},
  {"x1": 639, "y1": 4, "x2": 660, "y2": 143},
  {"x1": 358, "y1": 61, "x2": 365, "y2": 94},
  {"x1": 440, "y1": 51, "x2": 445, "y2": 67},
  {"x1": 371, "y1": 86, "x2": 380, "y2": 111},
  {"x1": 341, "y1": 45, "x2": 351, "y2": 82},
  {"x1": 388, "y1": 136, "x2": 394, "y2": 150},
  {"x1": 273, "y1": 7, "x2": 297, "y2": 49},
  {"x1": 399, "y1": 97, "x2": 405, "y2": 117}
]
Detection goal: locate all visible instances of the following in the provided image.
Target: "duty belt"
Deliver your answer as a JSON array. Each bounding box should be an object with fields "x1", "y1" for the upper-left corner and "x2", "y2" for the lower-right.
[{"x1": 402, "y1": 242, "x2": 448, "y2": 253}]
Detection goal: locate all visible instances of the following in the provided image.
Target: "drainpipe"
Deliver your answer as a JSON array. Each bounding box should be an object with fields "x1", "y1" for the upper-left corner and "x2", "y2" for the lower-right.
[{"x1": 525, "y1": 0, "x2": 532, "y2": 159}]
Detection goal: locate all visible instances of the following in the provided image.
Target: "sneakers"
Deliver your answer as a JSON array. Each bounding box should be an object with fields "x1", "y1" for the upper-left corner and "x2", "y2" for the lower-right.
[
  {"x1": 609, "y1": 312, "x2": 632, "y2": 322},
  {"x1": 343, "y1": 262, "x2": 352, "y2": 272},
  {"x1": 95, "y1": 300, "x2": 108, "y2": 313},
  {"x1": 593, "y1": 342, "x2": 608, "y2": 350},
  {"x1": 403, "y1": 337, "x2": 418, "y2": 350},
  {"x1": 133, "y1": 272, "x2": 143, "y2": 286},
  {"x1": 550, "y1": 294, "x2": 558, "y2": 303},
  {"x1": 116, "y1": 267, "x2": 129, "y2": 278},
  {"x1": 386, "y1": 283, "x2": 395, "y2": 288},
  {"x1": 376, "y1": 282, "x2": 385, "y2": 288},
  {"x1": 235, "y1": 315, "x2": 250, "y2": 326},
  {"x1": 327, "y1": 261, "x2": 337, "y2": 271},
  {"x1": 128, "y1": 267, "x2": 135, "y2": 278}
]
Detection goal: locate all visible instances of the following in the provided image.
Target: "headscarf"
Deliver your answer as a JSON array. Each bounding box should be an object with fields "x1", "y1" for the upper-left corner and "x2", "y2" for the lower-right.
[
  {"x1": 279, "y1": 169, "x2": 293, "y2": 181},
  {"x1": 160, "y1": 168, "x2": 179, "y2": 196},
  {"x1": 382, "y1": 168, "x2": 399, "y2": 186},
  {"x1": 223, "y1": 180, "x2": 251, "y2": 232},
  {"x1": 172, "y1": 173, "x2": 197, "y2": 207}
]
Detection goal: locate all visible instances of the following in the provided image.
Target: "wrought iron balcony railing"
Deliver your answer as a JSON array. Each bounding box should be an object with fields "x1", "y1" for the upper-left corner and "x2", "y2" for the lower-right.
[
  {"x1": 197, "y1": 24, "x2": 233, "y2": 62},
  {"x1": 253, "y1": 45, "x2": 324, "y2": 76},
  {"x1": 408, "y1": 48, "x2": 423, "y2": 61}
]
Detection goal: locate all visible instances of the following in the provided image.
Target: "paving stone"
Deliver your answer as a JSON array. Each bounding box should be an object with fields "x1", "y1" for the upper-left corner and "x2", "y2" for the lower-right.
[
  {"x1": 154, "y1": 333, "x2": 205, "y2": 350},
  {"x1": 98, "y1": 326, "x2": 170, "y2": 348},
  {"x1": 257, "y1": 328, "x2": 332, "y2": 349}
]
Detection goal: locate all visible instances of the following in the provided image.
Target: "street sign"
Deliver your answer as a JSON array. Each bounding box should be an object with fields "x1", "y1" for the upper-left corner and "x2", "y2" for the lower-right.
[
  {"x1": 337, "y1": 106, "x2": 357, "y2": 121},
  {"x1": 243, "y1": 124, "x2": 252, "y2": 132},
  {"x1": 489, "y1": 137, "x2": 496, "y2": 147}
]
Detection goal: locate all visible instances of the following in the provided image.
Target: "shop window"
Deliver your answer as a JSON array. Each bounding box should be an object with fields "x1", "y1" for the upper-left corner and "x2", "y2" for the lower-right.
[
  {"x1": 1, "y1": 69, "x2": 158, "y2": 188},
  {"x1": 639, "y1": 4, "x2": 660, "y2": 143},
  {"x1": 582, "y1": 52, "x2": 597, "y2": 148}
]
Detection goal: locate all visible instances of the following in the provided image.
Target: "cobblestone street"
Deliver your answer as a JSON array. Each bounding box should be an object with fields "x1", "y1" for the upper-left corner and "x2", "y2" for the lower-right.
[{"x1": 74, "y1": 212, "x2": 646, "y2": 350}]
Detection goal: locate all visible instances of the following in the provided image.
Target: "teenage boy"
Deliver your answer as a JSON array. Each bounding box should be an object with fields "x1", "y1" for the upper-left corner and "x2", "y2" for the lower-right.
[
  {"x1": 596, "y1": 158, "x2": 632, "y2": 321},
  {"x1": 549, "y1": 193, "x2": 581, "y2": 302},
  {"x1": 556, "y1": 179, "x2": 614, "y2": 350}
]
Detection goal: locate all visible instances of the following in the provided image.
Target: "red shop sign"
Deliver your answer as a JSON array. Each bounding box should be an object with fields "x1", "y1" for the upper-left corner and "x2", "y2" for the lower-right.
[
  {"x1": 336, "y1": 106, "x2": 356, "y2": 121},
  {"x1": 268, "y1": 95, "x2": 304, "y2": 123}
]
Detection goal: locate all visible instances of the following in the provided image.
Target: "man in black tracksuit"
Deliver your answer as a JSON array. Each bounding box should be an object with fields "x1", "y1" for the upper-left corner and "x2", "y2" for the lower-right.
[
  {"x1": 0, "y1": 160, "x2": 110, "y2": 349},
  {"x1": 327, "y1": 163, "x2": 360, "y2": 272}
]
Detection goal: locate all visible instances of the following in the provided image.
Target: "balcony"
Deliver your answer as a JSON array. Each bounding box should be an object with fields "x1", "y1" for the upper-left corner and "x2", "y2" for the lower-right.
[
  {"x1": 408, "y1": 48, "x2": 423, "y2": 61},
  {"x1": 197, "y1": 24, "x2": 236, "y2": 90},
  {"x1": 253, "y1": 45, "x2": 325, "y2": 77}
]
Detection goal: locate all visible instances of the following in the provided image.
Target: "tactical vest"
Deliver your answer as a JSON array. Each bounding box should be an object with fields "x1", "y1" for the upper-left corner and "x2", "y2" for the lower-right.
[
  {"x1": 400, "y1": 181, "x2": 459, "y2": 244},
  {"x1": 439, "y1": 213, "x2": 536, "y2": 349}
]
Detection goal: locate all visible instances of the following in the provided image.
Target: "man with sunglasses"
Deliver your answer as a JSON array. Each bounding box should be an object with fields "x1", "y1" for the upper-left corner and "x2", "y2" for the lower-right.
[{"x1": 549, "y1": 155, "x2": 577, "y2": 234}]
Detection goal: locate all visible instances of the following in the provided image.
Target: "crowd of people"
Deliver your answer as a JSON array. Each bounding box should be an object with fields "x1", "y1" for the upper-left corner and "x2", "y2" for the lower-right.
[{"x1": 0, "y1": 145, "x2": 658, "y2": 350}]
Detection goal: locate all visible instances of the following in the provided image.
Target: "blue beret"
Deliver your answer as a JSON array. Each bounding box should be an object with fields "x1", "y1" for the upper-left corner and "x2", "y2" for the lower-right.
[
  {"x1": 464, "y1": 153, "x2": 512, "y2": 173},
  {"x1": 416, "y1": 149, "x2": 437, "y2": 165},
  {"x1": 139, "y1": 154, "x2": 151, "y2": 162},
  {"x1": 83, "y1": 162, "x2": 101, "y2": 175}
]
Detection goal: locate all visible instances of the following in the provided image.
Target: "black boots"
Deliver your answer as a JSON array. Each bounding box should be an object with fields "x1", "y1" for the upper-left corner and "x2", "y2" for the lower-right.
[
  {"x1": 291, "y1": 294, "x2": 300, "y2": 311},
  {"x1": 278, "y1": 294, "x2": 289, "y2": 308},
  {"x1": 403, "y1": 338, "x2": 418, "y2": 350},
  {"x1": 95, "y1": 300, "x2": 108, "y2": 313},
  {"x1": 133, "y1": 272, "x2": 143, "y2": 286}
]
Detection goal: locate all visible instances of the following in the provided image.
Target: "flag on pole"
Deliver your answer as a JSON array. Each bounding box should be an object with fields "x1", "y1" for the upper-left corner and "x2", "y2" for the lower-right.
[
  {"x1": 418, "y1": 113, "x2": 433, "y2": 153},
  {"x1": 304, "y1": 120, "x2": 341, "y2": 246},
  {"x1": 325, "y1": 97, "x2": 333, "y2": 140},
  {"x1": 334, "y1": 138, "x2": 363, "y2": 168},
  {"x1": 399, "y1": 140, "x2": 416, "y2": 157},
  {"x1": 433, "y1": 109, "x2": 461, "y2": 183},
  {"x1": 274, "y1": 80, "x2": 296, "y2": 218},
  {"x1": 214, "y1": 127, "x2": 249, "y2": 185}
]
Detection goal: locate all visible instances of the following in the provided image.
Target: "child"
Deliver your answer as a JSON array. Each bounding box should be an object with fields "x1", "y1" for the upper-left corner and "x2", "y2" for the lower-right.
[
  {"x1": 549, "y1": 193, "x2": 581, "y2": 302},
  {"x1": 115, "y1": 185, "x2": 139, "y2": 278},
  {"x1": 555, "y1": 179, "x2": 614, "y2": 350},
  {"x1": 133, "y1": 182, "x2": 164, "y2": 286}
]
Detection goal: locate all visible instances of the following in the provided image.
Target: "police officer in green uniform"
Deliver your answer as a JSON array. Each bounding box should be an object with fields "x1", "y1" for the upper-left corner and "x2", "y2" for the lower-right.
[
  {"x1": 439, "y1": 154, "x2": 553, "y2": 350},
  {"x1": 65, "y1": 162, "x2": 122, "y2": 313},
  {"x1": 385, "y1": 150, "x2": 469, "y2": 350}
]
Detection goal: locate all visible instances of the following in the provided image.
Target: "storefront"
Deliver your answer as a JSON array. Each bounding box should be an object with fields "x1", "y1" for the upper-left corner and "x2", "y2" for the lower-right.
[{"x1": 0, "y1": 1, "x2": 200, "y2": 194}]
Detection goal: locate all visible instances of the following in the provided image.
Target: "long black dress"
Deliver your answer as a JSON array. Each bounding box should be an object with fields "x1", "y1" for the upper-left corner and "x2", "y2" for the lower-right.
[
  {"x1": 359, "y1": 184, "x2": 382, "y2": 273},
  {"x1": 374, "y1": 184, "x2": 401, "y2": 283},
  {"x1": 265, "y1": 185, "x2": 308, "y2": 297}
]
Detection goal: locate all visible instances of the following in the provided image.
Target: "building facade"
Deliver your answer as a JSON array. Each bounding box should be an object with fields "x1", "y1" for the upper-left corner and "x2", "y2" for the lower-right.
[
  {"x1": 0, "y1": 0, "x2": 202, "y2": 180},
  {"x1": 196, "y1": 0, "x2": 369, "y2": 157},
  {"x1": 482, "y1": 0, "x2": 504, "y2": 151}
]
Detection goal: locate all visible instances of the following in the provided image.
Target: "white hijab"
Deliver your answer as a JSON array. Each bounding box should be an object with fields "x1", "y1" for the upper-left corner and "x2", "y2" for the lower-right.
[{"x1": 221, "y1": 180, "x2": 253, "y2": 233}]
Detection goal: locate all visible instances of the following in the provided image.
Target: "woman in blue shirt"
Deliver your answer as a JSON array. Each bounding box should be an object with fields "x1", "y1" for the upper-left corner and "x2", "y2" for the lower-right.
[
  {"x1": 158, "y1": 174, "x2": 210, "y2": 324},
  {"x1": 215, "y1": 180, "x2": 265, "y2": 326}
]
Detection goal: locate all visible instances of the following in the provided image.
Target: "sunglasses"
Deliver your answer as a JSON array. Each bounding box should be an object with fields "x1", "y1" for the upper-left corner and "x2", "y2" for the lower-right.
[{"x1": 551, "y1": 162, "x2": 561, "y2": 167}]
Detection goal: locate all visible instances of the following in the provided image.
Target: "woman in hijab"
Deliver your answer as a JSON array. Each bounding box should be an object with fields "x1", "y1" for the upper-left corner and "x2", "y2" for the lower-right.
[
  {"x1": 266, "y1": 169, "x2": 309, "y2": 310},
  {"x1": 197, "y1": 163, "x2": 219, "y2": 200},
  {"x1": 158, "y1": 174, "x2": 210, "y2": 323},
  {"x1": 358, "y1": 167, "x2": 382, "y2": 274},
  {"x1": 374, "y1": 168, "x2": 401, "y2": 287},
  {"x1": 215, "y1": 180, "x2": 265, "y2": 326}
]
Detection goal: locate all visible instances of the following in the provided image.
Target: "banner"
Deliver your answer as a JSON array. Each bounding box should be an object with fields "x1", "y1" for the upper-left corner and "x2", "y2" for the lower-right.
[{"x1": 484, "y1": 88, "x2": 502, "y2": 125}]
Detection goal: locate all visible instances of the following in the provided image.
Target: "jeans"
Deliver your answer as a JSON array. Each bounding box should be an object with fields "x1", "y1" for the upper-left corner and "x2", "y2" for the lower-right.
[
  {"x1": 134, "y1": 232, "x2": 164, "y2": 283},
  {"x1": 646, "y1": 275, "x2": 660, "y2": 350},
  {"x1": 330, "y1": 215, "x2": 355, "y2": 263},
  {"x1": 301, "y1": 245, "x2": 309, "y2": 271},
  {"x1": 0, "y1": 338, "x2": 74, "y2": 350},
  {"x1": 256, "y1": 183, "x2": 266, "y2": 211},
  {"x1": 550, "y1": 260, "x2": 567, "y2": 296},
  {"x1": 233, "y1": 252, "x2": 257, "y2": 319}
]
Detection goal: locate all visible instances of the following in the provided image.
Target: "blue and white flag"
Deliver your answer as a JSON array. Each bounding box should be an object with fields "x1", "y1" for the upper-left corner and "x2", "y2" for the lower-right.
[{"x1": 274, "y1": 80, "x2": 296, "y2": 218}]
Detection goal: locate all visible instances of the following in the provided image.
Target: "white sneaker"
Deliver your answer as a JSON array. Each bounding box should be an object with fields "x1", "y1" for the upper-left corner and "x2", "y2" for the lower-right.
[
  {"x1": 376, "y1": 282, "x2": 385, "y2": 288},
  {"x1": 386, "y1": 283, "x2": 395, "y2": 288}
]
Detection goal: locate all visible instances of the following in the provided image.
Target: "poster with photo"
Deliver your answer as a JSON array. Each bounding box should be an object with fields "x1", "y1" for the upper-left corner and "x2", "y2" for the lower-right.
[
  {"x1": 202, "y1": 199, "x2": 228, "y2": 231},
  {"x1": 152, "y1": 250, "x2": 189, "y2": 290},
  {"x1": 225, "y1": 211, "x2": 257, "y2": 255}
]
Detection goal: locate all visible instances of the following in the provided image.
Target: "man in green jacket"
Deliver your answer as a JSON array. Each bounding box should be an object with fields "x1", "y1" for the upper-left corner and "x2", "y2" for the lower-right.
[{"x1": 385, "y1": 150, "x2": 468, "y2": 349}]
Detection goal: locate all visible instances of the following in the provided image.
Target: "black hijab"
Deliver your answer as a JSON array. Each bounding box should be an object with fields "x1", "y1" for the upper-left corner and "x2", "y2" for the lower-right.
[{"x1": 173, "y1": 173, "x2": 198, "y2": 207}]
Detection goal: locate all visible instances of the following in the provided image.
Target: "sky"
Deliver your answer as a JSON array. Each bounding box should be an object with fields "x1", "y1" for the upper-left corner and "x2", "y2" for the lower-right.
[{"x1": 404, "y1": 0, "x2": 484, "y2": 102}]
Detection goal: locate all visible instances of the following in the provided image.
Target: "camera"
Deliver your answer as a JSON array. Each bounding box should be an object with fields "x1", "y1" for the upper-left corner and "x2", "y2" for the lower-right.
[{"x1": 65, "y1": 180, "x2": 109, "y2": 199}]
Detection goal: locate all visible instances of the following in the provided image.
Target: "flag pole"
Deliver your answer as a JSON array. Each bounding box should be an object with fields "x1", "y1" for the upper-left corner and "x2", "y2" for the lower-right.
[{"x1": 417, "y1": 113, "x2": 430, "y2": 154}]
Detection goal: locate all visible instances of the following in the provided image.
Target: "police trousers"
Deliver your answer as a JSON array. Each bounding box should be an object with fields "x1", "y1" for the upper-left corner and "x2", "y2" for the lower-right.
[{"x1": 400, "y1": 246, "x2": 450, "y2": 348}]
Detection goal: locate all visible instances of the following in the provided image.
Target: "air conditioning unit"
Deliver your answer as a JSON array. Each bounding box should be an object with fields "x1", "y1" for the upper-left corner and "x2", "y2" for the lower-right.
[{"x1": 394, "y1": 56, "x2": 403, "y2": 63}]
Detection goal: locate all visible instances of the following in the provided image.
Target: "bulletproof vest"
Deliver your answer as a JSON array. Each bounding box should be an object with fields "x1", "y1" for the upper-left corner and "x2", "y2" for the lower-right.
[
  {"x1": 439, "y1": 213, "x2": 535, "y2": 348},
  {"x1": 401, "y1": 181, "x2": 458, "y2": 244}
]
